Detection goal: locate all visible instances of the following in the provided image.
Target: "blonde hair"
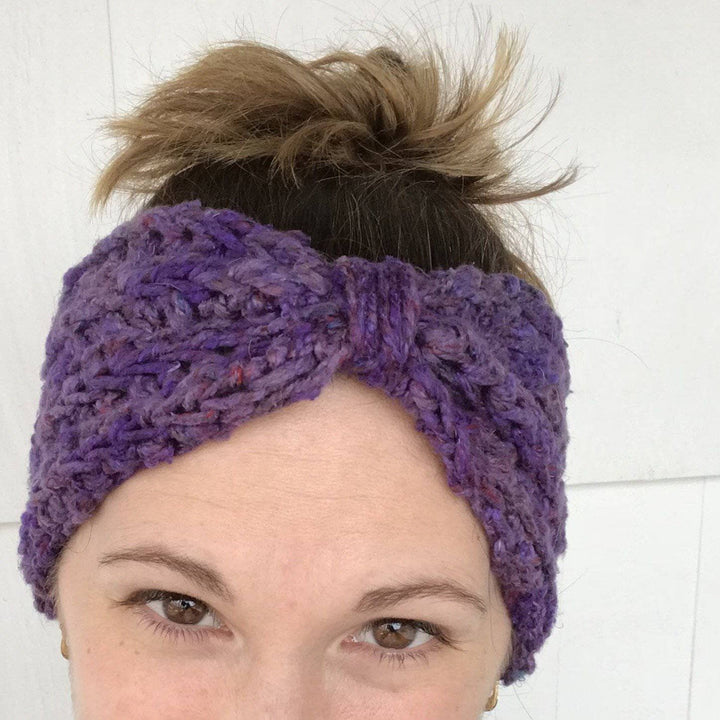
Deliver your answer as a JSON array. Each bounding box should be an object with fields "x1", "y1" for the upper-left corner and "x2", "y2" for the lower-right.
[{"x1": 88, "y1": 11, "x2": 582, "y2": 311}]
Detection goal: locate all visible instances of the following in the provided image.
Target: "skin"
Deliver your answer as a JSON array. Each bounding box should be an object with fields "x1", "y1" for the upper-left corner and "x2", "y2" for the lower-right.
[{"x1": 55, "y1": 373, "x2": 512, "y2": 719}]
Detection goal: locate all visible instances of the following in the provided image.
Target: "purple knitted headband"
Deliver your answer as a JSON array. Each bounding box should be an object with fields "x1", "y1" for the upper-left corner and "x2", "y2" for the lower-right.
[{"x1": 18, "y1": 198, "x2": 570, "y2": 685}]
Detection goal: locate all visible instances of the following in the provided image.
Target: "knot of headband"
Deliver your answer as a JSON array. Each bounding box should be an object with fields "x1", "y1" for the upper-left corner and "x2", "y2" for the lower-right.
[{"x1": 18, "y1": 198, "x2": 571, "y2": 685}]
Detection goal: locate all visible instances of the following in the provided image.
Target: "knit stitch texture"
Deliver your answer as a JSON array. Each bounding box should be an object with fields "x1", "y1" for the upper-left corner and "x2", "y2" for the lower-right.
[{"x1": 18, "y1": 198, "x2": 571, "y2": 685}]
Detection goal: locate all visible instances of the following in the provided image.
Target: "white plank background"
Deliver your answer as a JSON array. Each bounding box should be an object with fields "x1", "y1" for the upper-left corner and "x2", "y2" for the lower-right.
[{"x1": 1, "y1": 1, "x2": 718, "y2": 717}]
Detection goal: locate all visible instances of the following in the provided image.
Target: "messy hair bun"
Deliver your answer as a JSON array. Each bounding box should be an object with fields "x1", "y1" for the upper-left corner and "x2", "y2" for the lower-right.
[{"x1": 89, "y1": 14, "x2": 581, "y2": 309}]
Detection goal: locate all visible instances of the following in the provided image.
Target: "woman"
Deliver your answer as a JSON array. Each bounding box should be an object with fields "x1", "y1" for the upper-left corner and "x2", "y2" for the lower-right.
[{"x1": 18, "y1": 14, "x2": 580, "y2": 719}]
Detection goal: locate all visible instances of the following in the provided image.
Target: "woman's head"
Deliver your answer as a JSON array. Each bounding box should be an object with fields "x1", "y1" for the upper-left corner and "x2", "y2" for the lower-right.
[
  {"x1": 20, "y1": 12, "x2": 579, "y2": 718},
  {"x1": 54, "y1": 373, "x2": 513, "y2": 718}
]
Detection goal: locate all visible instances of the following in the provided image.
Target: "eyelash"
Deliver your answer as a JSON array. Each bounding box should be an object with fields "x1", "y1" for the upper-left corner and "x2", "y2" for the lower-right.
[{"x1": 118, "y1": 588, "x2": 456, "y2": 670}]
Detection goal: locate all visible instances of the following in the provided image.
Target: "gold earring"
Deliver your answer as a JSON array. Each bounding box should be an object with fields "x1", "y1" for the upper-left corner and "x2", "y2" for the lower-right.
[
  {"x1": 485, "y1": 682, "x2": 499, "y2": 711},
  {"x1": 60, "y1": 636, "x2": 69, "y2": 659}
]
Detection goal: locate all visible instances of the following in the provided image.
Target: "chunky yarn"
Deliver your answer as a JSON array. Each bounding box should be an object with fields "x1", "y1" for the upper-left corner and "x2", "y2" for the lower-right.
[{"x1": 18, "y1": 198, "x2": 571, "y2": 684}]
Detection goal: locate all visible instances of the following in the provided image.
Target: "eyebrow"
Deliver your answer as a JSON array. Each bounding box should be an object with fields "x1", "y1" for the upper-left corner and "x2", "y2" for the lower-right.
[{"x1": 98, "y1": 543, "x2": 488, "y2": 616}]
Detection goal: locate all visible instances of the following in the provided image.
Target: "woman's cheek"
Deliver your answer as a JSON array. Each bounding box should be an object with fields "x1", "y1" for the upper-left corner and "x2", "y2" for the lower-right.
[
  {"x1": 385, "y1": 675, "x2": 488, "y2": 720},
  {"x1": 69, "y1": 641, "x2": 221, "y2": 720}
]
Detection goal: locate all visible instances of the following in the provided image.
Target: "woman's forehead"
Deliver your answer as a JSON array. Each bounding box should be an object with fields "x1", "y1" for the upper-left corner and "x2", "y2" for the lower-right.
[
  {"x1": 98, "y1": 374, "x2": 466, "y2": 525},
  {"x1": 89, "y1": 444, "x2": 482, "y2": 559},
  {"x1": 68, "y1": 375, "x2": 488, "y2": 578}
]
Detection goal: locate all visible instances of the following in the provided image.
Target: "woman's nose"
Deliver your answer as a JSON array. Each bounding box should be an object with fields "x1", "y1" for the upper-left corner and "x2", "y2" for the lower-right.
[{"x1": 224, "y1": 650, "x2": 333, "y2": 720}]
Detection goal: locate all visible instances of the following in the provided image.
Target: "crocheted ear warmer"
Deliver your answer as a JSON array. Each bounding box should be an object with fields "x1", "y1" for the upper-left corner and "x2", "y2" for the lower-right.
[{"x1": 18, "y1": 198, "x2": 571, "y2": 685}]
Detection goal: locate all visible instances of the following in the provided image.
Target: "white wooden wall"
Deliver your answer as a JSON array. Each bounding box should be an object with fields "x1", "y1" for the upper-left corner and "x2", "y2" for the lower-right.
[{"x1": 2, "y1": 2, "x2": 718, "y2": 718}]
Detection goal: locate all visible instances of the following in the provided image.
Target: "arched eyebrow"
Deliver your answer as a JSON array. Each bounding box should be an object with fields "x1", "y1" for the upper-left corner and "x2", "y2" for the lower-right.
[
  {"x1": 99, "y1": 544, "x2": 235, "y2": 603},
  {"x1": 354, "y1": 579, "x2": 487, "y2": 616},
  {"x1": 98, "y1": 543, "x2": 488, "y2": 616}
]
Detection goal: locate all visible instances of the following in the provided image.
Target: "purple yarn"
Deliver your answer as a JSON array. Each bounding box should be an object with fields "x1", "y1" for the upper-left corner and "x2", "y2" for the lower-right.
[{"x1": 17, "y1": 198, "x2": 571, "y2": 685}]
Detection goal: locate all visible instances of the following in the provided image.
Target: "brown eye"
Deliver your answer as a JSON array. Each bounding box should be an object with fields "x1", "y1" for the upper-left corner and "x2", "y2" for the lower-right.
[
  {"x1": 160, "y1": 594, "x2": 209, "y2": 625},
  {"x1": 118, "y1": 589, "x2": 229, "y2": 644},
  {"x1": 370, "y1": 620, "x2": 423, "y2": 650}
]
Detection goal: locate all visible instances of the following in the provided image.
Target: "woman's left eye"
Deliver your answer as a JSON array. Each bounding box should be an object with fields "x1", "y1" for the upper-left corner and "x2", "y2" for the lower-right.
[{"x1": 346, "y1": 618, "x2": 455, "y2": 670}]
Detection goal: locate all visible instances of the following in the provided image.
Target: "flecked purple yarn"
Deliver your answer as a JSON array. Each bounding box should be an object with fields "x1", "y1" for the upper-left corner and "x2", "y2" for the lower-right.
[{"x1": 17, "y1": 198, "x2": 571, "y2": 685}]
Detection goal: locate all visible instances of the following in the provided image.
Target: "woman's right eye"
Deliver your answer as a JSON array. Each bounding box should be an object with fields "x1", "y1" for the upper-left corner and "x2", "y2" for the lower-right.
[
  {"x1": 117, "y1": 588, "x2": 228, "y2": 643},
  {"x1": 145, "y1": 589, "x2": 221, "y2": 627}
]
